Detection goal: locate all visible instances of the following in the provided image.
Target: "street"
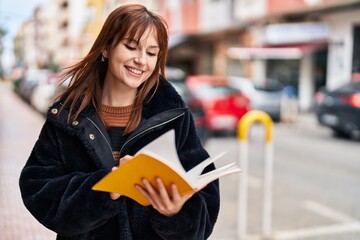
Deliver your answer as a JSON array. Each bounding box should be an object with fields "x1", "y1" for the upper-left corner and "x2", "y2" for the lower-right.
[
  {"x1": 208, "y1": 113, "x2": 360, "y2": 239},
  {"x1": 1, "y1": 81, "x2": 360, "y2": 240}
]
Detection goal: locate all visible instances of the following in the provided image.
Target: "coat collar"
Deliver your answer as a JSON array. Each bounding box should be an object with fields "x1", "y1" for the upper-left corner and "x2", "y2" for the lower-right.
[{"x1": 46, "y1": 78, "x2": 188, "y2": 170}]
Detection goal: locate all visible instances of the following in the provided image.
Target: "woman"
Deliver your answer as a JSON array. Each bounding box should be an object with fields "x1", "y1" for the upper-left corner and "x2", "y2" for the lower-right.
[{"x1": 19, "y1": 4, "x2": 220, "y2": 240}]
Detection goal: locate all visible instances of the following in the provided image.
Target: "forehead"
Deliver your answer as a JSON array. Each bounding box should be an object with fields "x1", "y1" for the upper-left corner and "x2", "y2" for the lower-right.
[{"x1": 124, "y1": 27, "x2": 158, "y2": 45}]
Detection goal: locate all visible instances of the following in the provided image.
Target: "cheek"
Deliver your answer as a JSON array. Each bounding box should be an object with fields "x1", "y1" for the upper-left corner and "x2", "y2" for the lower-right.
[{"x1": 148, "y1": 58, "x2": 158, "y2": 71}]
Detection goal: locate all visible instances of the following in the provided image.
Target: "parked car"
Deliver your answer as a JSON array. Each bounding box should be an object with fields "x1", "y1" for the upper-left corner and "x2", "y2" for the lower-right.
[
  {"x1": 315, "y1": 81, "x2": 360, "y2": 140},
  {"x1": 186, "y1": 75, "x2": 250, "y2": 134},
  {"x1": 31, "y1": 72, "x2": 60, "y2": 115},
  {"x1": 53, "y1": 76, "x2": 72, "y2": 100},
  {"x1": 165, "y1": 67, "x2": 208, "y2": 143},
  {"x1": 18, "y1": 69, "x2": 51, "y2": 103},
  {"x1": 227, "y1": 76, "x2": 284, "y2": 121}
]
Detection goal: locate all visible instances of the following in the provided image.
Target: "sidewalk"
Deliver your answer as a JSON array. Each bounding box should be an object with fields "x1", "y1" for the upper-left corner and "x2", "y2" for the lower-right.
[
  {"x1": 0, "y1": 81, "x2": 55, "y2": 240},
  {"x1": 280, "y1": 111, "x2": 321, "y2": 132},
  {"x1": 297, "y1": 112, "x2": 321, "y2": 130}
]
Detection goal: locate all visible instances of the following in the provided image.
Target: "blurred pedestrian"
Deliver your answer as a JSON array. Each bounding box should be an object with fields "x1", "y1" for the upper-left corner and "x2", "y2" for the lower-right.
[
  {"x1": 19, "y1": 4, "x2": 219, "y2": 240},
  {"x1": 280, "y1": 85, "x2": 298, "y2": 124}
]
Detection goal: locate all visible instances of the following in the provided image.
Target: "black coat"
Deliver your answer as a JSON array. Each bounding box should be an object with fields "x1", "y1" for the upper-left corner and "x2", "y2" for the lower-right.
[{"x1": 19, "y1": 78, "x2": 220, "y2": 240}]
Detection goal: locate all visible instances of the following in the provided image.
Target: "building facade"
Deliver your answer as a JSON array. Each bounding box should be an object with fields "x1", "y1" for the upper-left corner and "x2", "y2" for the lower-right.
[
  {"x1": 167, "y1": 0, "x2": 360, "y2": 111},
  {"x1": 12, "y1": 0, "x2": 360, "y2": 111}
]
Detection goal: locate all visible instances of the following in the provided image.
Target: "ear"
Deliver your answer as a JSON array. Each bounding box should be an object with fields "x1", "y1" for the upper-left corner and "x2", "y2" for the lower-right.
[{"x1": 102, "y1": 49, "x2": 108, "y2": 58}]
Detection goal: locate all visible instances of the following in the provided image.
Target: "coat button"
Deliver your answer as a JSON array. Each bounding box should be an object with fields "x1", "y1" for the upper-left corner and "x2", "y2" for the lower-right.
[
  {"x1": 89, "y1": 134, "x2": 95, "y2": 140},
  {"x1": 51, "y1": 108, "x2": 58, "y2": 114},
  {"x1": 72, "y1": 121, "x2": 79, "y2": 126}
]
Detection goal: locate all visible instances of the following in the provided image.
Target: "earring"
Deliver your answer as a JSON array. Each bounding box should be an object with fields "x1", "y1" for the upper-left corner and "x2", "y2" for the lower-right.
[{"x1": 101, "y1": 54, "x2": 106, "y2": 62}]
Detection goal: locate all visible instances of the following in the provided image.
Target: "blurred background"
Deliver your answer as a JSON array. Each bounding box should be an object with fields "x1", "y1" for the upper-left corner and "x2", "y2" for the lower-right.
[{"x1": 0, "y1": 0, "x2": 359, "y2": 239}]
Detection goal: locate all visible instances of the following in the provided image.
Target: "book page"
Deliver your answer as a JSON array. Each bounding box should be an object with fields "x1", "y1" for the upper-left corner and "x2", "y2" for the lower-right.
[
  {"x1": 187, "y1": 151, "x2": 228, "y2": 178},
  {"x1": 92, "y1": 153, "x2": 193, "y2": 206},
  {"x1": 93, "y1": 129, "x2": 241, "y2": 205},
  {"x1": 135, "y1": 129, "x2": 186, "y2": 175},
  {"x1": 195, "y1": 163, "x2": 241, "y2": 189}
]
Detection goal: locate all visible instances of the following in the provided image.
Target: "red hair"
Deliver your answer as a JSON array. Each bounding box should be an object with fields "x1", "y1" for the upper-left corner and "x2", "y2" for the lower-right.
[{"x1": 58, "y1": 4, "x2": 168, "y2": 134}]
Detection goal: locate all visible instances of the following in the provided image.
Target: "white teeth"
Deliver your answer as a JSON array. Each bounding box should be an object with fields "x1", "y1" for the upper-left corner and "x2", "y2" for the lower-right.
[{"x1": 127, "y1": 67, "x2": 142, "y2": 75}]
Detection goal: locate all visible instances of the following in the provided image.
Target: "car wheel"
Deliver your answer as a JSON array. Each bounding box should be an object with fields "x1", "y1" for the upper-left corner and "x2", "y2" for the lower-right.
[
  {"x1": 331, "y1": 128, "x2": 348, "y2": 138},
  {"x1": 349, "y1": 129, "x2": 360, "y2": 140}
]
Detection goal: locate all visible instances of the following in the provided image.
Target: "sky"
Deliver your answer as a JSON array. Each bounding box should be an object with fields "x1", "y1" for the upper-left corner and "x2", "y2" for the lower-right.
[{"x1": 0, "y1": 0, "x2": 47, "y2": 70}]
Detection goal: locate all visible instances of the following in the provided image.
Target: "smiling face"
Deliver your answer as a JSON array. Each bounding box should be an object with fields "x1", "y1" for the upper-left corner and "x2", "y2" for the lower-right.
[{"x1": 103, "y1": 27, "x2": 160, "y2": 98}]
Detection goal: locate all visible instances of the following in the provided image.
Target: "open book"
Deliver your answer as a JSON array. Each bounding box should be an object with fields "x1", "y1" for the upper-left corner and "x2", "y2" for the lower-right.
[{"x1": 92, "y1": 129, "x2": 241, "y2": 206}]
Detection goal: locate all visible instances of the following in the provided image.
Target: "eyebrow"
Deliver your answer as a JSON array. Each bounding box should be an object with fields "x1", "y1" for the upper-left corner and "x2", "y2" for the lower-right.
[{"x1": 123, "y1": 38, "x2": 159, "y2": 49}]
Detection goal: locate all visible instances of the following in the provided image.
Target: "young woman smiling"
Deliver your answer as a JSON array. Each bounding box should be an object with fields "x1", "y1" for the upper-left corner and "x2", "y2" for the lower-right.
[{"x1": 19, "y1": 4, "x2": 220, "y2": 240}]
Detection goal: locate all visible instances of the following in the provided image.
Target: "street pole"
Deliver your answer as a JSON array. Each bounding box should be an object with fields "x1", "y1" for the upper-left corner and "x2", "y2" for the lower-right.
[{"x1": 237, "y1": 110, "x2": 274, "y2": 239}]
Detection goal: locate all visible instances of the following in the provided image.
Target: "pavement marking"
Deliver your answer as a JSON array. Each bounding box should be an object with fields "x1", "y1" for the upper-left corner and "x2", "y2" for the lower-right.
[
  {"x1": 272, "y1": 200, "x2": 360, "y2": 239},
  {"x1": 273, "y1": 222, "x2": 360, "y2": 240},
  {"x1": 304, "y1": 200, "x2": 358, "y2": 223}
]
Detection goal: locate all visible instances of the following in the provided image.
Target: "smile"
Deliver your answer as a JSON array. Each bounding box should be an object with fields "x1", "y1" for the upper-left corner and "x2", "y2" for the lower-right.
[{"x1": 126, "y1": 66, "x2": 143, "y2": 75}]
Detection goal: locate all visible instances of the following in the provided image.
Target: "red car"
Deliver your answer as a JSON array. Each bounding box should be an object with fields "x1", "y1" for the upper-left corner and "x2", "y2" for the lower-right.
[{"x1": 186, "y1": 75, "x2": 250, "y2": 134}]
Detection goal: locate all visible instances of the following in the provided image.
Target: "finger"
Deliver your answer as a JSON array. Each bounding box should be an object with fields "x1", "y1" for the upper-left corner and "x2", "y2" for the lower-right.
[
  {"x1": 135, "y1": 184, "x2": 157, "y2": 207},
  {"x1": 109, "y1": 167, "x2": 121, "y2": 200},
  {"x1": 122, "y1": 154, "x2": 133, "y2": 160},
  {"x1": 170, "y1": 183, "x2": 181, "y2": 203},
  {"x1": 171, "y1": 184, "x2": 193, "y2": 204},
  {"x1": 141, "y1": 178, "x2": 161, "y2": 208},
  {"x1": 172, "y1": 184, "x2": 195, "y2": 206},
  {"x1": 156, "y1": 177, "x2": 172, "y2": 205},
  {"x1": 182, "y1": 191, "x2": 195, "y2": 202},
  {"x1": 110, "y1": 192, "x2": 121, "y2": 200},
  {"x1": 153, "y1": 180, "x2": 177, "y2": 216},
  {"x1": 119, "y1": 155, "x2": 133, "y2": 166}
]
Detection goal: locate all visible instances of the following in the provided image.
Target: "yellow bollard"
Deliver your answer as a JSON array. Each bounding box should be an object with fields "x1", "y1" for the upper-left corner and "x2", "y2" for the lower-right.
[{"x1": 236, "y1": 110, "x2": 274, "y2": 239}]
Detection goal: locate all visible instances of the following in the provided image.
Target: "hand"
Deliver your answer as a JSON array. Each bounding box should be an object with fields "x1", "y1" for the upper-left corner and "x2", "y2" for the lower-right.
[
  {"x1": 135, "y1": 177, "x2": 196, "y2": 216},
  {"x1": 109, "y1": 155, "x2": 133, "y2": 200}
]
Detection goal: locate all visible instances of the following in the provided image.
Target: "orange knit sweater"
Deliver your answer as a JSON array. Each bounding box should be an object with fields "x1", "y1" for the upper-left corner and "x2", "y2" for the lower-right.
[{"x1": 101, "y1": 104, "x2": 133, "y2": 161}]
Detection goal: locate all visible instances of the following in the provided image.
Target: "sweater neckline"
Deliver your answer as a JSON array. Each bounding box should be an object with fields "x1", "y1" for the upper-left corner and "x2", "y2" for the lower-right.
[{"x1": 100, "y1": 104, "x2": 134, "y2": 114}]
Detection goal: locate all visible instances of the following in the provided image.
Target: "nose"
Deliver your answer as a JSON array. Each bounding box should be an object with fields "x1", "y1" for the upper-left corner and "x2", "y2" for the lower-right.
[{"x1": 134, "y1": 53, "x2": 146, "y2": 65}]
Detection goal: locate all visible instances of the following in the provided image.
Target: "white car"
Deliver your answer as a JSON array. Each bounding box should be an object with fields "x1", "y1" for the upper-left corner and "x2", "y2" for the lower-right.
[
  {"x1": 18, "y1": 69, "x2": 51, "y2": 103},
  {"x1": 30, "y1": 72, "x2": 59, "y2": 115},
  {"x1": 227, "y1": 76, "x2": 284, "y2": 121}
]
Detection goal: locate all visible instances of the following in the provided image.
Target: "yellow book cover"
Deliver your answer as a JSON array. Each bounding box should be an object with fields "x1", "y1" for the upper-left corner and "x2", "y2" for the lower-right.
[{"x1": 92, "y1": 129, "x2": 241, "y2": 206}]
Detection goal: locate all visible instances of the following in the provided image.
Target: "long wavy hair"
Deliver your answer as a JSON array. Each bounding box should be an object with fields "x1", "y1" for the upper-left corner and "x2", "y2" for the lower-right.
[{"x1": 58, "y1": 4, "x2": 168, "y2": 134}]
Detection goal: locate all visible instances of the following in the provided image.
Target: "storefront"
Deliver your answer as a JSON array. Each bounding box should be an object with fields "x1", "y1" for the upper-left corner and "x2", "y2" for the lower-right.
[
  {"x1": 168, "y1": 2, "x2": 360, "y2": 112},
  {"x1": 322, "y1": 8, "x2": 360, "y2": 89},
  {"x1": 227, "y1": 22, "x2": 329, "y2": 112}
]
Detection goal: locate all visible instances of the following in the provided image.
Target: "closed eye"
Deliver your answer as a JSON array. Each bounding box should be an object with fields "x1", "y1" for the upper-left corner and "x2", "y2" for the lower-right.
[
  {"x1": 124, "y1": 44, "x2": 136, "y2": 51},
  {"x1": 147, "y1": 52, "x2": 157, "y2": 57}
]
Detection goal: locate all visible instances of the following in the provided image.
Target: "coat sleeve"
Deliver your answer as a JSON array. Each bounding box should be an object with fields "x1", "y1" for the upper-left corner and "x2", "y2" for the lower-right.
[
  {"x1": 19, "y1": 120, "x2": 122, "y2": 236},
  {"x1": 150, "y1": 109, "x2": 220, "y2": 240}
]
